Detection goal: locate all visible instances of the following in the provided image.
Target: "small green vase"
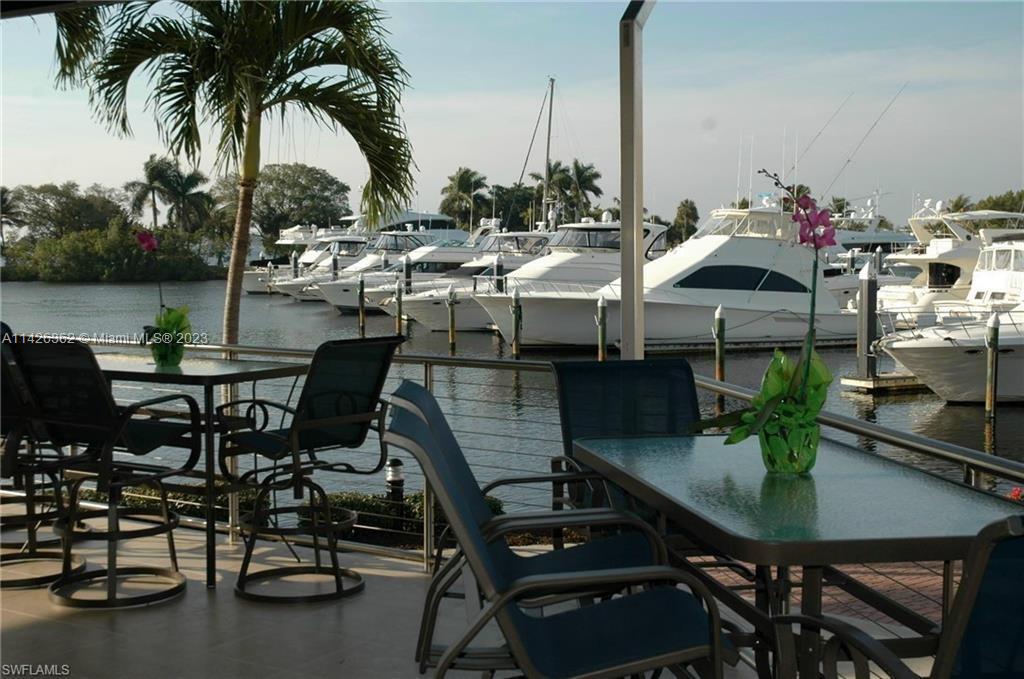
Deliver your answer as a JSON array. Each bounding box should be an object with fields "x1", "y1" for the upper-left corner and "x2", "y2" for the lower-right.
[
  {"x1": 151, "y1": 340, "x2": 185, "y2": 368},
  {"x1": 758, "y1": 422, "x2": 819, "y2": 474}
]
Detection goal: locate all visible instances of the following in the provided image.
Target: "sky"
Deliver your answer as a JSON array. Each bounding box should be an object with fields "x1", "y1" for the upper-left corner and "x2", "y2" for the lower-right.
[{"x1": 1, "y1": 1, "x2": 1022, "y2": 226}]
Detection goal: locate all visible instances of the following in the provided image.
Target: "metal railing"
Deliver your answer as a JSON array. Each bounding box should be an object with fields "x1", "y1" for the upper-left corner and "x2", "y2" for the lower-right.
[{"x1": 18, "y1": 334, "x2": 1024, "y2": 573}]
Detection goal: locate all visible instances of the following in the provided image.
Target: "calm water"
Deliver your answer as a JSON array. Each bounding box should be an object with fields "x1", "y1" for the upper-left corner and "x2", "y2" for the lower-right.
[{"x1": 2, "y1": 280, "x2": 1021, "y2": 507}]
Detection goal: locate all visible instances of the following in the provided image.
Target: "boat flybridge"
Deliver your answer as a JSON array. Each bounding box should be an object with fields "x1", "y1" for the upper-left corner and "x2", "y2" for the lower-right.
[
  {"x1": 273, "y1": 210, "x2": 465, "y2": 301},
  {"x1": 878, "y1": 302, "x2": 1024, "y2": 403},
  {"x1": 242, "y1": 222, "x2": 346, "y2": 294},
  {"x1": 931, "y1": 233, "x2": 1024, "y2": 323},
  {"x1": 877, "y1": 206, "x2": 1024, "y2": 328},
  {"x1": 382, "y1": 231, "x2": 552, "y2": 331},
  {"x1": 472, "y1": 215, "x2": 669, "y2": 344},
  {"x1": 479, "y1": 206, "x2": 858, "y2": 348}
]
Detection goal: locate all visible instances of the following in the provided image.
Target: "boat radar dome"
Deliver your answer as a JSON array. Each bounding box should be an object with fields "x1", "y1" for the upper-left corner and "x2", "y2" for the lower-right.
[
  {"x1": 601, "y1": 210, "x2": 613, "y2": 223},
  {"x1": 580, "y1": 217, "x2": 595, "y2": 224}
]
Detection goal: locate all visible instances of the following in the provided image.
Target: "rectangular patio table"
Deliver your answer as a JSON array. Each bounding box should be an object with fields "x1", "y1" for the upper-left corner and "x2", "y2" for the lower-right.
[
  {"x1": 573, "y1": 434, "x2": 1019, "y2": 677},
  {"x1": 97, "y1": 353, "x2": 309, "y2": 589}
]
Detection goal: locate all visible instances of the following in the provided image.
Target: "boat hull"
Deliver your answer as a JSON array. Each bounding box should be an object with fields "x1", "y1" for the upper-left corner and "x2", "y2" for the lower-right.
[
  {"x1": 882, "y1": 338, "x2": 1024, "y2": 402},
  {"x1": 401, "y1": 294, "x2": 494, "y2": 331}
]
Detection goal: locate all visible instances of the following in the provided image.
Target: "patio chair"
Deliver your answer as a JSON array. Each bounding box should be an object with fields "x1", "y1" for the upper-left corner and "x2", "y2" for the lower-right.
[
  {"x1": 217, "y1": 335, "x2": 403, "y2": 603},
  {"x1": 385, "y1": 400, "x2": 728, "y2": 678},
  {"x1": 1, "y1": 323, "x2": 89, "y2": 588},
  {"x1": 15, "y1": 339, "x2": 202, "y2": 608},
  {"x1": 388, "y1": 380, "x2": 672, "y2": 670},
  {"x1": 774, "y1": 514, "x2": 1024, "y2": 679}
]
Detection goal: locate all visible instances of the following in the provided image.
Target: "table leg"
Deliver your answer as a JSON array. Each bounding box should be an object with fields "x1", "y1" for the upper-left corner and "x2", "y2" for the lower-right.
[
  {"x1": 754, "y1": 565, "x2": 774, "y2": 679},
  {"x1": 942, "y1": 560, "x2": 955, "y2": 626},
  {"x1": 798, "y1": 566, "x2": 824, "y2": 679},
  {"x1": 204, "y1": 384, "x2": 216, "y2": 589}
]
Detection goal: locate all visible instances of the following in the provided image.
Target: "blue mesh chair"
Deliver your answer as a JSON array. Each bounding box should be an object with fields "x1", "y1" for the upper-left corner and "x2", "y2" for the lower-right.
[
  {"x1": 385, "y1": 400, "x2": 728, "y2": 678},
  {"x1": 217, "y1": 335, "x2": 403, "y2": 602},
  {"x1": 774, "y1": 515, "x2": 1024, "y2": 679},
  {"x1": 15, "y1": 339, "x2": 201, "y2": 608},
  {"x1": 388, "y1": 380, "x2": 672, "y2": 671}
]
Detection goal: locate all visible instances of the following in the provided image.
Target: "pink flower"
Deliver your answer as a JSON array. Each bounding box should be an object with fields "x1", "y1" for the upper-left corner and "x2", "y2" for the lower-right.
[
  {"x1": 797, "y1": 194, "x2": 815, "y2": 211},
  {"x1": 1009, "y1": 487, "x2": 1024, "y2": 502},
  {"x1": 810, "y1": 209, "x2": 831, "y2": 229},
  {"x1": 136, "y1": 230, "x2": 159, "y2": 253},
  {"x1": 813, "y1": 225, "x2": 837, "y2": 248}
]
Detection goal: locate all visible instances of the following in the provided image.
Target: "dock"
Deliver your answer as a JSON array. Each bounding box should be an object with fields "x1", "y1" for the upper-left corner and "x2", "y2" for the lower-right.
[{"x1": 840, "y1": 371, "x2": 931, "y2": 394}]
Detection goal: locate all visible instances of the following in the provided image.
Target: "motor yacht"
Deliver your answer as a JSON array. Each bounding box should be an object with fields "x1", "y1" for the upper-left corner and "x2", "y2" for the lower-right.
[
  {"x1": 878, "y1": 304, "x2": 1024, "y2": 403},
  {"x1": 384, "y1": 231, "x2": 551, "y2": 331},
  {"x1": 477, "y1": 207, "x2": 857, "y2": 348},
  {"x1": 269, "y1": 233, "x2": 371, "y2": 300},
  {"x1": 876, "y1": 206, "x2": 1024, "y2": 328},
  {"x1": 242, "y1": 223, "x2": 336, "y2": 294},
  {"x1": 931, "y1": 234, "x2": 1024, "y2": 323}
]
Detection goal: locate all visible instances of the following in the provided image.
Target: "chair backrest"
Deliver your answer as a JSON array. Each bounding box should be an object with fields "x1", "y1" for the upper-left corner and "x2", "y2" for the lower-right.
[
  {"x1": 552, "y1": 359, "x2": 701, "y2": 458},
  {"x1": 289, "y1": 335, "x2": 403, "y2": 450},
  {"x1": 15, "y1": 339, "x2": 121, "y2": 448},
  {"x1": 933, "y1": 514, "x2": 1024, "y2": 679},
  {"x1": 390, "y1": 380, "x2": 498, "y2": 528}
]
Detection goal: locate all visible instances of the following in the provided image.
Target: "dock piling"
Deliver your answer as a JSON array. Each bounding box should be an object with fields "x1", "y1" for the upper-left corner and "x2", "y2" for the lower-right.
[
  {"x1": 510, "y1": 286, "x2": 522, "y2": 360},
  {"x1": 714, "y1": 305, "x2": 725, "y2": 415},
  {"x1": 290, "y1": 250, "x2": 298, "y2": 279},
  {"x1": 357, "y1": 273, "x2": 366, "y2": 337},
  {"x1": 985, "y1": 312, "x2": 1000, "y2": 421},
  {"x1": 394, "y1": 277, "x2": 403, "y2": 335},
  {"x1": 331, "y1": 253, "x2": 339, "y2": 281},
  {"x1": 596, "y1": 296, "x2": 608, "y2": 362},
  {"x1": 494, "y1": 253, "x2": 505, "y2": 293},
  {"x1": 446, "y1": 284, "x2": 457, "y2": 356},
  {"x1": 857, "y1": 260, "x2": 879, "y2": 379},
  {"x1": 403, "y1": 255, "x2": 413, "y2": 294}
]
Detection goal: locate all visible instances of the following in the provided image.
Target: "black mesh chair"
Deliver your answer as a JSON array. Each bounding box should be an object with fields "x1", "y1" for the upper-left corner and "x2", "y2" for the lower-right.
[
  {"x1": 385, "y1": 402, "x2": 728, "y2": 678},
  {"x1": 1, "y1": 324, "x2": 89, "y2": 588},
  {"x1": 774, "y1": 514, "x2": 1024, "y2": 679},
  {"x1": 217, "y1": 335, "x2": 403, "y2": 603},
  {"x1": 15, "y1": 339, "x2": 201, "y2": 608}
]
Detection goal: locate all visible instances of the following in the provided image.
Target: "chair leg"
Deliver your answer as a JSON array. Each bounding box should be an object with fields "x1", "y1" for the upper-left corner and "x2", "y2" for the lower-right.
[
  {"x1": 107, "y1": 490, "x2": 119, "y2": 601},
  {"x1": 156, "y1": 481, "x2": 179, "y2": 572}
]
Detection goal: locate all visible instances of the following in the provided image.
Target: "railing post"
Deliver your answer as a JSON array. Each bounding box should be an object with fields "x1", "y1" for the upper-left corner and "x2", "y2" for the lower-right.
[
  {"x1": 714, "y1": 305, "x2": 725, "y2": 415},
  {"x1": 596, "y1": 296, "x2": 607, "y2": 361},
  {"x1": 857, "y1": 260, "x2": 878, "y2": 379},
  {"x1": 985, "y1": 312, "x2": 999, "y2": 422},
  {"x1": 422, "y1": 363, "x2": 435, "y2": 572},
  {"x1": 510, "y1": 286, "x2": 522, "y2": 360},
  {"x1": 394, "y1": 276, "x2": 403, "y2": 335},
  {"x1": 446, "y1": 284, "x2": 457, "y2": 356},
  {"x1": 357, "y1": 273, "x2": 366, "y2": 338}
]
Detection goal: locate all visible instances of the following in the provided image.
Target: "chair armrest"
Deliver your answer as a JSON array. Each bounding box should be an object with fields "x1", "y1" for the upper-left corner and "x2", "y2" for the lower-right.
[
  {"x1": 115, "y1": 393, "x2": 202, "y2": 474},
  {"x1": 480, "y1": 471, "x2": 606, "y2": 495},
  {"x1": 772, "y1": 614, "x2": 919, "y2": 679},
  {"x1": 482, "y1": 508, "x2": 668, "y2": 565},
  {"x1": 122, "y1": 393, "x2": 201, "y2": 422},
  {"x1": 215, "y1": 399, "x2": 297, "y2": 431}
]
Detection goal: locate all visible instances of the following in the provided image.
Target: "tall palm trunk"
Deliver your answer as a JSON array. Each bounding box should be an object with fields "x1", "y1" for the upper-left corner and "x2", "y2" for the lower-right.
[
  {"x1": 222, "y1": 109, "x2": 261, "y2": 345},
  {"x1": 151, "y1": 188, "x2": 159, "y2": 230}
]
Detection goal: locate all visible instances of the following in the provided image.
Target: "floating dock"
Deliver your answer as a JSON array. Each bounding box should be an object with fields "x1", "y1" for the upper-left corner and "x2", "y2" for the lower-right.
[{"x1": 840, "y1": 371, "x2": 930, "y2": 394}]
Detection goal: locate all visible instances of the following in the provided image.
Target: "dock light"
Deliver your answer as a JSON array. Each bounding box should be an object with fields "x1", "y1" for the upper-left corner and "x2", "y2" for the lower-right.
[{"x1": 386, "y1": 458, "x2": 405, "y2": 504}]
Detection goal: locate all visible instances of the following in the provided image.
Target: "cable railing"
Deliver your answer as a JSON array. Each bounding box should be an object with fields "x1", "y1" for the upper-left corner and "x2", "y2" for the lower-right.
[{"x1": 13, "y1": 334, "x2": 1024, "y2": 571}]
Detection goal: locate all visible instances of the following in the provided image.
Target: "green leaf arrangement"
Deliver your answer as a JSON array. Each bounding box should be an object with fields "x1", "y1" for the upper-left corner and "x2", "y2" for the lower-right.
[
  {"x1": 142, "y1": 305, "x2": 191, "y2": 367},
  {"x1": 725, "y1": 345, "x2": 832, "y2": 474}
]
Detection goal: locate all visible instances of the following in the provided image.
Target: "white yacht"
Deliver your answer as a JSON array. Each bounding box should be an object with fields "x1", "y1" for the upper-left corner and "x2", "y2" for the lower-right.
[
  {"x1": 316, "y1": 234, "x2": 480, "y2": 311},
  {"x1": 878, "y1": 304, "x2": 1024, "y2": 403},
  {"x1": 243, "y1": 223, "x2": 332, "y2": 294},
  {"x1": 386, "y1": 231, "x2": 551, "y2": 331},
  {"x1": 472, "y1": 216, "x2": 669, "y2": 345},
  {"x1": 270, "y1": 233, "x2": 371, "y2": 300},
  {"x1": 478, "y1": 207, "x2": 857, "y2": 348},
  {"x1": 274, "y1": 211, "x2": 463, "y2": 301},
  {"x1": 932, "y1": 234, "x2": 1024, "y2": 323},
  {"x1": 877, "y1": 207, "x2": 1024, "y2": 328},
  {"x1": 822, "y1": 249, "x2": 915, "y2": 304}
]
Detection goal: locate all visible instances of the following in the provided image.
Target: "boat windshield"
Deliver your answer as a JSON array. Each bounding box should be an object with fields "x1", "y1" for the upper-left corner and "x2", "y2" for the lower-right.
[
  {"x1": 693, "y1": 211, "x2": 794, "y2": 240},
  {"x1": 477, "y1": 235, "x2": 550, "y2": 255},
  {"x1": 977, "y1": 248, "x2": 1024, "y2": 272},
  {"x1": 330, "y1": 241, "x2": 365, "y2": 256},
  {"x1": 547, "y1": 228, "x2": 623, "y2": 250},
  {"x1": 369, "y1": 234, "x2": 426, "y2": 252}
]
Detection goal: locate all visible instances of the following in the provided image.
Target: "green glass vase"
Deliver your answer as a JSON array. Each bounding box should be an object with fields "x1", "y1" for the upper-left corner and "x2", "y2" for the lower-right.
[
  {"x1": 758, "y1": 422, "x2": 819, "y2": 474},
  {"x1": 150, "y1": 338, "x2": 185, "y2": 367}
]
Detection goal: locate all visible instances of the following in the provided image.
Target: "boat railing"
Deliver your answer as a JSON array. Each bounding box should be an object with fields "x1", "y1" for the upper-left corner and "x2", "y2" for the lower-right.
[{"x1": 17, "y1": 335, "x2": 1024, "y2": 570}]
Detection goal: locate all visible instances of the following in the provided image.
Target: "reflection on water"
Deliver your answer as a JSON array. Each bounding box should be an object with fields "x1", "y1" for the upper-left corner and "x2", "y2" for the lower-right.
[{"x1": 3, "y1": 280, "x2": 1022, "y2": 501}]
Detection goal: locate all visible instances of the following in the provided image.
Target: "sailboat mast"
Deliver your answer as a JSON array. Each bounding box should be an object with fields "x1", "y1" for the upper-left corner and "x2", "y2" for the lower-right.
[{"x1": 543, "y1": 77, "x2": 555, "y2": 228}]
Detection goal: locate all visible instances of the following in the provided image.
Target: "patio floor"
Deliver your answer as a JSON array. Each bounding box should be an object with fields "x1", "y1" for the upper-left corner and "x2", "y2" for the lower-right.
[{"x1": 2, "y1": 515, "x2": 939, "y2": 679}]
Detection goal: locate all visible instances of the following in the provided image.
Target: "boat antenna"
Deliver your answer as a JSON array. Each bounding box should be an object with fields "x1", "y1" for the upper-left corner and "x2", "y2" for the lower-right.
[
  {"x1": 509, "y1": 80, "x2": 554, "y2": 231},
  {"x1": 543, "y1": 77, "x2": 555, "y2": 227},
  {"x1": 783, "y1": 91, "x2": 853, "y2": 182},
  {"x1": 747, "y1": 135, "x2": 754, "y2": 206},
  {"x1": 735, "y1": 132, "x2": 743, "y2": 206},
  {"x1": 820, "y1": 82, "x2": 908, "y2": 199}
]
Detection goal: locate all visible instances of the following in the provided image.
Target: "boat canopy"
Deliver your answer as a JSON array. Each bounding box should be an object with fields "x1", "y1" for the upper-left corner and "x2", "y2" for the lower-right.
[{"x1": 693, "y1": 208, "x2": 795, "y2": 241}]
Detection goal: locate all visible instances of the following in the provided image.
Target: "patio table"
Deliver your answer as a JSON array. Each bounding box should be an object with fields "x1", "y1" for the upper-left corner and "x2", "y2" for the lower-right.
[
  {"x1": 573, "y1": 433, "x2": 1019, "y2": 678},
  {"x1": 97, "y1": 353, "x2": 309, "y2": 589}
]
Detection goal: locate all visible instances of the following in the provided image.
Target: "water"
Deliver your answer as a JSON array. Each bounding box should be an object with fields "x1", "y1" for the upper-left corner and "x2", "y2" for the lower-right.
[{"x1": 3, "y1": 280, "x2": 1022, "y2": 508}]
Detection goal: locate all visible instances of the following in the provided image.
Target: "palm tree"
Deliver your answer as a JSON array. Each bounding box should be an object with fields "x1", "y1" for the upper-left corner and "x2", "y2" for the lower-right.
[
  {"x1": 56, "y1": 1, "x2": 414, "y2": 345},
  {"x1": 567, "y1": 160, "x2": 603, "y2": 222},
  {"x1": 529, "y1": 160, "x2": 572, "y2": 224},
  {"x1": 0, "y1": 186, "x2": 23, "y2": 252},
  {"x1": 439, "y1": 167, "x2": 488, "y2": 229},
  {"x1": 124, "y1": 154, "x2": 175, "y2": 230},
  {"x1": 829, "y1": 196, "x2": 849, "y2": 216},
  {"x1": 947, "y1": 194, "x2": 973, "y2": 213},
  {"x1": 164, "y1": 163, "x2": 214, "y2": 233},
  {"x1": 670, "y1": 199, "x2": 699, "y2": 245}
]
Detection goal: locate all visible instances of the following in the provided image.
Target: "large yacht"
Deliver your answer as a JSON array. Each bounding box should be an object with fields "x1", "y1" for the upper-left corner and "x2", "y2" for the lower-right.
[
  {"x1": 472, "y1": 215, "x2": 669, "y2": 344},
  {"x1": 242, "y1": 223, "x2": 336, "y2": 294},
  {"x1": 878, "y1": 303, "x2": 1024, "y2": 403},
  {"x1": 477, "y1": 207, "x2": 857, "y2": 348},
  {"x1": 876, "y1": 206, "x2": 1024, "y2": 328},
  {"x1": 386, "y1": 231, "x2": 551, "y2": 331},
  {"x1": 931, "y1": 233, "x2": 1024, "y2": 323}
]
